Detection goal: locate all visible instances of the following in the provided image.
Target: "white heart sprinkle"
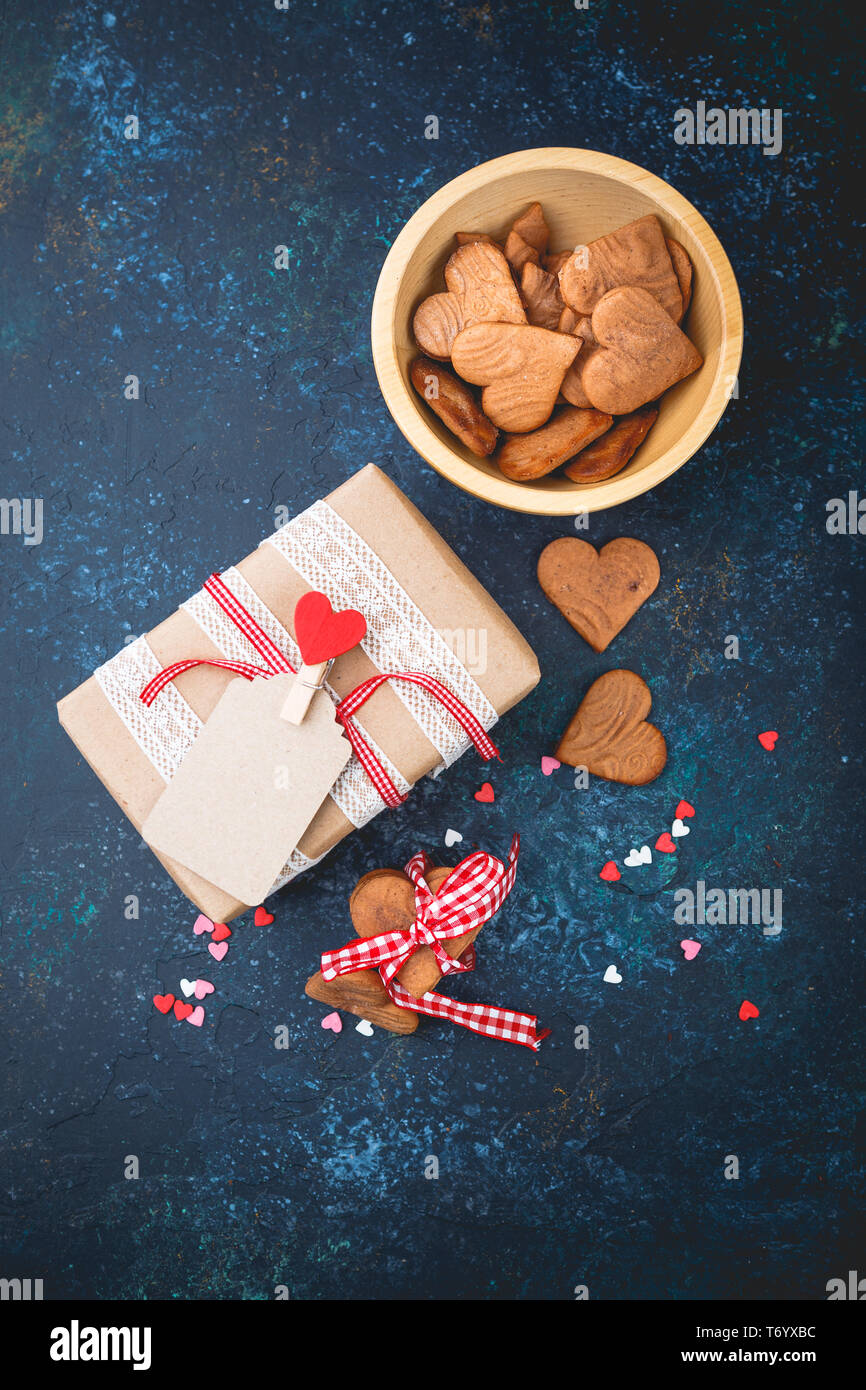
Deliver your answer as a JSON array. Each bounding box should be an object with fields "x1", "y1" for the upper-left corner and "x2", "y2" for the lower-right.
[
  {"x1": 444, "y1": 828, "x2": 463, "y2": 848},
  {"x1": 603, "y1": 964, "x2": 622, "y2": 984},
  {"x1": 179, "y1": 978, "x2": 196, "y2": 998},
  {"x1": 355, "y1": 1019, "x2": 374, "y2": 1037},
  {"x1": 671, "y1": 818, "x2": 690, "y2": 838},
  {"x1": 624, "y1": 844, "x2": 652, "y2": 867}
]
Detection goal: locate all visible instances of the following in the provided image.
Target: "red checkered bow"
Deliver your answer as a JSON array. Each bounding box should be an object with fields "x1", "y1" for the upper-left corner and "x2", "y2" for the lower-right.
[
  {"x1": 139, "y1": 572, "x2": 500, "y2": 809},
  {"x1": 321, "y1": 834, "x2": 550, "y2": 1051}
]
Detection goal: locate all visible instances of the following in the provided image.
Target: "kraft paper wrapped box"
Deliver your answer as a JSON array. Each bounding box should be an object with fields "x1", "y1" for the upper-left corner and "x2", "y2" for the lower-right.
[{"x1": 57, "y1": 465, "x2": 540, "y2": 923}]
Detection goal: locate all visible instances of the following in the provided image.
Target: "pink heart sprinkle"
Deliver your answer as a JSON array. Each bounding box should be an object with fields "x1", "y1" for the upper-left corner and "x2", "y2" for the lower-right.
[
  {"x1": 194, "y1": 979, "x2": 214, "y2": 999},
  {"x1": 193, "y1": 914, "x2": 214, "y2": 936},
  {"x1": 321, "y1": 1011, "x2": 342, "y2": 1034},
  {"x1": 186, "y1": 1005, "x2": 205, "y2": 1027},
  {"x1": 540, "y1": 756, "x2": 561, "y2": 776},
  {"x1": 680, "y1": 939, "x2": 702, "y2": 960},
  {"x1": 208, "y1": 941, "x2": 228, "y2": 962}
]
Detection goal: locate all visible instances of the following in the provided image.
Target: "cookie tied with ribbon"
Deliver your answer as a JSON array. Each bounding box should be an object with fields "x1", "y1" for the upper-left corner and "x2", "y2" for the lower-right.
[{"x1": 307, "y1": 834, "x2": 549, "y2": 1051}]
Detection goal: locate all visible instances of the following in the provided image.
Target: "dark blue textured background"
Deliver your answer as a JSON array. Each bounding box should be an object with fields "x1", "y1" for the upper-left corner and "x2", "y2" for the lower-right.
[{"x1": 1, "y1": 0, "x2": 864, "y2": 1301}]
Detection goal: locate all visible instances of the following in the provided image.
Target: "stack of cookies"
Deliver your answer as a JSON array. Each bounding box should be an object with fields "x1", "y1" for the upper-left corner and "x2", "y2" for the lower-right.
[{"x1": 410, "y1": 205, "x2": 702, "y2": 484}]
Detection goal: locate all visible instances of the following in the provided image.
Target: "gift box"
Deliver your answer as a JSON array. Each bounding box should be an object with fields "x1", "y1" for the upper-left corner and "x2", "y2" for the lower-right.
[{"x1": 57, "y1": 464, "x2": 539, "y2": 922}]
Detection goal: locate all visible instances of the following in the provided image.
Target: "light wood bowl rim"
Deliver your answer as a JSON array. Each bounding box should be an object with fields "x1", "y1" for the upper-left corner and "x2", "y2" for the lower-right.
[{"x1": 371, "y1": 147, "x2": 744, "y2": 516}]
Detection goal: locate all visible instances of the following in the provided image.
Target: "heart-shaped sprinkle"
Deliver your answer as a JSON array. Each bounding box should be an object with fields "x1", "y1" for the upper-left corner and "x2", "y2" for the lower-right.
[
  {"x1": 194, "y1": 979, "x2": 214, "y2": 1000},
  {"x1": 540, "y1": 755, "x2": 561, "y2": 776},
  {"x1": 173, "y1": 999, "x2": 194, "y2": 1022},
  {"x1": 444, "y1": 828, "x2": 463, "y2": 848},
  {"x1": 556, "y1": 670, "x2": 666, "y2": 786},
  {"x1": 254, "y1": 906, "x2": 275, "y2": 927},
  {"x1": 738, "y1": 999, "x2": 760, "y2": 1021},
  {"x1": 655, "y1": 832, "x2": 676, "y2": 853},
  {"x1": 680, "y1": 939, "x2": 702, "y2": 960},
  {"x1": 758, "y1": 730, "x2": 779, "y2": 751},
  {"x1": 211, "y1": 922, "x2": 232, "y2": 942},
  {"x1": 603, "y1": 964, "x2": 622, "y2": 984},
  {"x1": 193, "y1": 914, "x2": 214, "y2": 936},
  {"x1": 208, "y1": 941, "x2": 229, "y2": 962},
  {"x1": 671, "y1": 818, "x2": 690, "y2": 838},
  {"x1": 153, "y1": 993, "x2": 175, "y2": 1015},
  {"x1": 186, "y1": 1006, "x2": 205, "y2": 1027},
  {"x1": 179, "y1": 978, "x2": 196, "y2": 998},
  {"x1": 599, "y1": 860, "x2": 621, "y2": 882},
  {"x1": 321, "y1": 1011, "x2": 342, "y2": 1034},
  {"x1": 624, "y1": 844, "x2": 652, "y2": 867},
  {"x1": 355, "y1": 1019, "x2": 374, "y2": 1037},
  {"x1": 294, "y1": 590, "x2": 367, "y2": 664},
  {"x1": 675, "y1": 799, "x2": 696, "y2": 819},
  {"x1": 474, "y1": 782, "x2": 495, "y2": 803}
]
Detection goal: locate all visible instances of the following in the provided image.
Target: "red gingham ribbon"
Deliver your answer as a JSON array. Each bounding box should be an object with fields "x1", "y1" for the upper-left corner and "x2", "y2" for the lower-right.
[
  {"x1": 321, "y1": 835, "x2": 549, "y2": 1051},
  {"x1": 139, "y1": 573, "x2": 501, "y2": 809}
]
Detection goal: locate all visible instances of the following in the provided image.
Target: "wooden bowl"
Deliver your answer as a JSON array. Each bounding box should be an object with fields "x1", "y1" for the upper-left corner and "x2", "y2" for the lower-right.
[{"x1": 371, "y1": 148, "x2": 743, "y2": 516}]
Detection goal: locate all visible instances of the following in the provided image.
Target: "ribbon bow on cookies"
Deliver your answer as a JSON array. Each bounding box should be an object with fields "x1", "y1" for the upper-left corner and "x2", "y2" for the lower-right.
[{"x1": 308, "y1": 835, "x2": 549, "y2": 1051}]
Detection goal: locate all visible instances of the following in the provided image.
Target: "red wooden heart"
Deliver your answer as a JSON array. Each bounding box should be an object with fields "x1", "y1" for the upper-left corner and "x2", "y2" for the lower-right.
[
  {"x1": 294, "y1": 591, "x2": 367, "y2": 664},
  {"x1": 153, "y1": 993, "x2": 175, "y2": 1014},
  {"x1": 599, "y1": 860, "x2": 621, "y2": 882},
  {"x1": 254, "y1": 906, "x2": 275, "y2": 927},
  {"x1": 655, "y1": 832, "x2": 676, "y2": 853},
  {"x1": 173, "y1": 999, "x2": 194, "y2": 1021},
  {"x1": 211, "y1": 923, "x2": 232, "y2": 942}
]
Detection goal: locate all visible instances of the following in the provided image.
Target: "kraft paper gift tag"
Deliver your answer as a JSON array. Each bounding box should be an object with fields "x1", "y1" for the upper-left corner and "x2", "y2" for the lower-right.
[{"x1": 142, "y1": 673, "x2": 352, "y2": 905}]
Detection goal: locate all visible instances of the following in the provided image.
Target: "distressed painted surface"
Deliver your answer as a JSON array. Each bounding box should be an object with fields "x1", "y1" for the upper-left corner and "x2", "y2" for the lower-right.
[{"x1": 0, "y1": 0, "x2": 863, "y2": 1300}]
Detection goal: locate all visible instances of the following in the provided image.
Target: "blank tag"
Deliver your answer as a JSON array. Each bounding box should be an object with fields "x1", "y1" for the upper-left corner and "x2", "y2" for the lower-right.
[{"x1": 142, "y1": 674, "x2": 351, "y2": 905}]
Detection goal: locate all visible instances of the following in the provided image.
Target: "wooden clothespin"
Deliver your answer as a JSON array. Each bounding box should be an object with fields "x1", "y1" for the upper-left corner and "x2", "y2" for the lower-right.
[{"x1": 280, "y1": 590, "x2": 367, "y2": 726}]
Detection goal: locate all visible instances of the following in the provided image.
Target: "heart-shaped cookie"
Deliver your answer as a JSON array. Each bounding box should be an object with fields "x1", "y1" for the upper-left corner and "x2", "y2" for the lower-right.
[
  {"x1": 412, "y1": 242, "x2": 526, "y2": 360},
  {"x1": 305, "y1": 860, "x2": 472, "y2": 1032},
  {"x1": 451, "y1": 322, "x2": 579, "y2": 432},
  {"x1": 537, "y1": 537, "x2": 660, "y2": 652},
  {"x1": 348, "y1": 863, "x2": 470, "y2": 1000},
  {"x1": 558, "y1": 214, "x2": 683, "y2": 322},
  {"x1": 580, "y1": 286, "x2": 703, "y2": 415},
  {"x1": 555, "y1": 669, "x2": 667, "y2": 785}
]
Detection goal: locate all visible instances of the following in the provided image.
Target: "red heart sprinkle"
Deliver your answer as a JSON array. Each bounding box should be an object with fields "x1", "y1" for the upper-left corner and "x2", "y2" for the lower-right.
[
  {"x1": 294, "y1": 590, "x2": 367, "y2": 665},
  {"x1": 211, "y1": 923, "x2": 232, "y2": 942},
  {"x1": 758, "y1": 731, "x2": 778, "y2": 751},
  {"x1": 738, "y1": 999, "x2": 760, "y2": 1021},
  {"x1": 254, "y1": 906, "x2": 275, "y2": 927},
  {"x1": 474, "y1": 782, "x2": 495, "y2": 803},
  {"x1": 599, "y1": 860, "x2": 621, "y2": 882},
  {"x1": 675, "y1": 800, "x2": 696, "y2": 819},
  {"x1": 655, "y1": 833, "x2": 676, "y2": 853},
  {"x1": 153, "y1": 993, "x2": 175, "y2": 1014},
  {"x1": 173, "y1": 999, "x2": 194, "y2": 1021}
]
